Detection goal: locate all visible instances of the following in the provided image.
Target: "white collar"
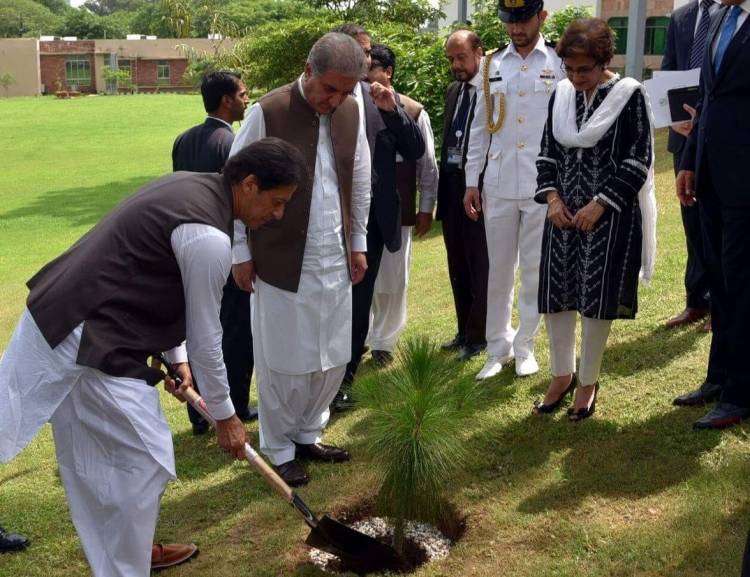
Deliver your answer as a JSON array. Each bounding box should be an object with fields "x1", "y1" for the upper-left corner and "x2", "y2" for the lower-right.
[
  {"x1": 207, "y1": 116, "x2": 233, "y2": 129},
  {"x1": 466, "y1": 70, "x2": 481, "y2": 89},
  {"x1": 502, "y1": 34, "x2": 547, "y2": 60}
]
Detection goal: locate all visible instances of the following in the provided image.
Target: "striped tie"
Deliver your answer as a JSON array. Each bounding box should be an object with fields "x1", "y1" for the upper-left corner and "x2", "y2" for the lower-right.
[
  {"x1": 689, "y1": 0, "x2": 713, "y2": 69},
  {"x1": 714, "y1": 5, "x2": 742, "y2": 74}
]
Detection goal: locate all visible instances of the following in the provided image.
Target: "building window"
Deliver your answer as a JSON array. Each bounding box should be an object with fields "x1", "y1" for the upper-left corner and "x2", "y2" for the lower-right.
[
  {"x1": 65, "y1": 56, "x2": 91, "y2": 87},
  {"x1": 117, "y1": 59, "x2": 132, "y2": 81},
  {"x1": 157, "y1": 60, "x2": 170, "y2": 85},
  {"x1": 609, "y1": 17, "x2": 628, "y2": 55},
  {"x1": 645, "y1": 17, "x2": 669, "y2": 55}
]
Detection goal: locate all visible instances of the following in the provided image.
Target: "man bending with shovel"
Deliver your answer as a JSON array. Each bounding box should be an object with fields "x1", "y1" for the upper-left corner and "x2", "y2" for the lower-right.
[{"x1": 0, "y1": 138, "x2": 306, "y2": 577}]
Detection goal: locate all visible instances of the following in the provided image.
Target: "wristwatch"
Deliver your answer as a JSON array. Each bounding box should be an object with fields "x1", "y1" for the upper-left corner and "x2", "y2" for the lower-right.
[{"x1": 593, "y1": 195, "x2": 608, "y2": 209}]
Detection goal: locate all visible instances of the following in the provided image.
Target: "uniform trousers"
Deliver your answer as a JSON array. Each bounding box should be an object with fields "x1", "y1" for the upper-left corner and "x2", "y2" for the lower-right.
[
  {"x1": 253, "y1": 316, "x2": 346, "y2": 466},
  {"x1": 545, "y1": 311, "x2": 612, "y2": 386},
  {"x1": 483, "y1": 194, "x2": 546, "y2": 359},
  {"x1": 0, "y1": 310, "x2": 175, "y2": 577},
  {"x1": 369, "y1": 226, "x2": 412, "y2": 353}
]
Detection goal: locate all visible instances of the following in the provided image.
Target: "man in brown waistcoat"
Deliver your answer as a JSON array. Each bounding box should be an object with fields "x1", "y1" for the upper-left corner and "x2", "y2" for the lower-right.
[
  {"x1": 230, "y1": 33, "x2": 372, "y2": 487},
  {"x1": 0, "y1": 138, "x2": 306, "y2": 577},
  {"x1": 366, "y1": 43, "x2": 438, "y2": 364}
]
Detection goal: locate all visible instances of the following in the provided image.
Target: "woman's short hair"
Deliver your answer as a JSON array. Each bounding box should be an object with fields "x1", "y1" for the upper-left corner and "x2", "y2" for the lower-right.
[
  {"x1": 223, "y1": 137, "x2": 307, "y2": 192},
  {"x1": 556, "y1": 18, "x2": 615, "y2": 65}
]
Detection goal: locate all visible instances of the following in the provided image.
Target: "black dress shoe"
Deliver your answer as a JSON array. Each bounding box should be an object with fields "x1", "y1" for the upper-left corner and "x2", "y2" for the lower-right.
[
  {"x1": 441, "y1": 334, "x2": 466, "y2": 351},
  {"x1": 673, "y1": 381, "x2": 722, "y2": 406},
  {"x1": 371, "y1": 350, "x2": 393, "y2": 367},
  {"x1": 237, "y1": 406, "x2": 259, "y2": 422},
  {"x1": 191, "y1": 421, "x2": 210, "y2": 436},
  {"x1": 0, "y1": 527, "x2": 29, "y2": 553},
  {"x1": 457, "y1": 342, "x2": 486, "y2": 361},
  {"x1": 693, "y1": 402, "x2": 750, "y2": 430},
  {"x1": 275, "y1": 460, "x2": 309, "y2": 487},
  {"x1": 295, "y1": 442, "x2": 350, "y2": 463},
  {"x1": 533, "y1": 374, "x2": 577, "y2": 415},
  {"x1": 331, "y1": 388, "x2": 355, "y2": 413}
]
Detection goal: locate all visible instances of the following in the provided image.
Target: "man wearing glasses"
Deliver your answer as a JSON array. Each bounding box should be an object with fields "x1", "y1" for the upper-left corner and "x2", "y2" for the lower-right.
[{"x1": 463, "y1": 0, "x2": 564, "y2": 381}]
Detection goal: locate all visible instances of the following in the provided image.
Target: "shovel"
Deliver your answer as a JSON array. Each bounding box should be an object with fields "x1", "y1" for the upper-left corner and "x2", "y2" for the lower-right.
[{"x1": 159, "y1": 355, "x2": 402, "y2": 574}]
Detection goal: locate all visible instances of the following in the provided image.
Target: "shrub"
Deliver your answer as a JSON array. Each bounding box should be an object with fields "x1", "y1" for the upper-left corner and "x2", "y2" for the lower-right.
[{"x1": 353, "y1": 336, "x2": 482, "y2": 553}]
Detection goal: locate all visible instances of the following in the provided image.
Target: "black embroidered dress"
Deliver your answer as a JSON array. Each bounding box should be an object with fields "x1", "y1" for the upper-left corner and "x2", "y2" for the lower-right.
[{"x1": 535, "y1": 77, "x2": 652, "y2": 320}]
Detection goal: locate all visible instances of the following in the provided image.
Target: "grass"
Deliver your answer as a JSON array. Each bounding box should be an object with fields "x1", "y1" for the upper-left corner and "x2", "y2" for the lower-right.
[{"x1": 0, "y1": 94, "x2": 748, "y2": 577}]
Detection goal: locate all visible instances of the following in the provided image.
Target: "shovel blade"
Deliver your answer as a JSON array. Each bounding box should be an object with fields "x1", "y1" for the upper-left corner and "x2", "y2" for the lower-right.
[{"x1": 306, "y1": 515, "x2": 401, "y2": 573}]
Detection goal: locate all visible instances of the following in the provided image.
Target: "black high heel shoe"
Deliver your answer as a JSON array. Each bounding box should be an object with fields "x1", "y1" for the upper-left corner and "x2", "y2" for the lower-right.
[
  {"x1": 568, "y1": 382, "x2": 599, "y2": 422},
  {"x1": 533, "y1": 374, "x2": 577, "y2": 414}
]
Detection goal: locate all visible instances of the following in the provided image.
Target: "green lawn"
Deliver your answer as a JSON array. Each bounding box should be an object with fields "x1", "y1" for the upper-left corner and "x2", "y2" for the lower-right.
[{"x1": 0, "y1": 94, "x2": 748, "y2": 577}]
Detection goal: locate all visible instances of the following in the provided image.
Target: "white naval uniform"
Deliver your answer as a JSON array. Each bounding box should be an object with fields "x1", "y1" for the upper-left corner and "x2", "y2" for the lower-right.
[
  {"x1": 230, "y1": 80, "x2": 371, "y2": 465},
  {"x1": 464, "y1": 35, "x2": 564, "y2": 360},
  {"x1": 0, "y1": 223, "x2": 235, "y2": 577},
  {"x1": 369, "y1": 108, "x2": 438, "y2": 353}
]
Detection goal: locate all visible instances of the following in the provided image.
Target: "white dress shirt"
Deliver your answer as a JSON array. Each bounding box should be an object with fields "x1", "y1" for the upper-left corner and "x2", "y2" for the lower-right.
[
  {"x1": 169, "y1": 222, "x2": 235, "y2": 420},
  {"x1": 711, "y1": 0, "x2": 750, "y2": 56},
  {"x1": 228, "y1": 78, "x2": 371, "y2": 374},
  {"x1": 464, "y1": 35, "x2": 564, "y2": 201}
]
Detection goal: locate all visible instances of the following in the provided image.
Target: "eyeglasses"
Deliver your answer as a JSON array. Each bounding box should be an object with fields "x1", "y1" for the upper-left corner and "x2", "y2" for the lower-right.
[{"x1": 561, "y1": 62, "x2": 603, "y2": 76}]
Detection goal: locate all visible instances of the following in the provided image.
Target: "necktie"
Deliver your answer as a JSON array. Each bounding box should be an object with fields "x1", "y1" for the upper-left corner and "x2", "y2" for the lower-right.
[
  {"x1": 714, "y1": 5, "x2": 742, "y2": 74},
  {"x1": 447, "y1": 83, "x2": 471, "y2": 149},
  {"x1": 689, "y1": 0, "x2": 713, "y2": 69}
]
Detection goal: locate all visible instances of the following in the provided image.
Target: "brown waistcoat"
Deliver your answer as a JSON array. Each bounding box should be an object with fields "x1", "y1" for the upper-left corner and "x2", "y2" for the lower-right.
[
  {"x1": 396, "y1": 94, "x2": 424, "y2": 227},
  {"x1": 26, "y1": 172, "x2": 235, "y2": 385},
  {"x1": 250, "y1": 81, "x2": 359, "y2": 292}
]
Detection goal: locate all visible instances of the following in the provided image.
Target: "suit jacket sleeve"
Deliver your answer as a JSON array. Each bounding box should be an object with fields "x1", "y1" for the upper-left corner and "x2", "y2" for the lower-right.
[
  {"x1": 662, "y1": 14, "x2": 679, "y2": 71},
  {"x1": 380, "y1": 105, "x2": 425, "y2": 162}
]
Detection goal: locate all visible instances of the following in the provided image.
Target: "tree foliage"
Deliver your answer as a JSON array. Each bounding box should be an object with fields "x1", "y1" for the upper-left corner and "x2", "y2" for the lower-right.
[
  {"x1": 0, "y1": 0, "x2": 60, "y2": 37},
  {"x1": 309, "y1": 0, "x2": 443, "y2": 29},
  {"x1": 56, "y1": 9, "x2": 131, "y2": 38},
  {"x1": 82, "y1": 0, "x2": 145, "y2": 16}
]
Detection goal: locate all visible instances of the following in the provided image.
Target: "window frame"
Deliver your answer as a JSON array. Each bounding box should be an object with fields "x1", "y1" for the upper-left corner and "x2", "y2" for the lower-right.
[
  {"x1": 608, "y1": 17, "x2": 629, "y2": 55},
  {"x1": 645, "y1": 16, "x2": 670, "y2": 55},
  {"x1": 64, "y1": 56, "x2": 91, "y2": 87},
  {"x1": 156, "y1": 60, "x2": 170, "y2": 85}
]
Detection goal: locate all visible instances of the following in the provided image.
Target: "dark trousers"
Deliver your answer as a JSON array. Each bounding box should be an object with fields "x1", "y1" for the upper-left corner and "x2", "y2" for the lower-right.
[
  {"x1": 440, "y1": 171, "x2": 489, "y2": 346},
  {"x1": 698, "y1": 166, "x2": 750, "y2": 407},
  {"x1": 673, "y1": 153, "x2": 710, "y2": 309},
  {"x1": 346, "y1": 206, "x2": 387, "y2": 381},
  {"x1": 188, "y1": 274, "x2": 254, "y2": 425}
]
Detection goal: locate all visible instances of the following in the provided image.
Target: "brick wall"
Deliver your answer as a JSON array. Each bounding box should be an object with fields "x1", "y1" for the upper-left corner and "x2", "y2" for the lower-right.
[
  {"x1": 133, "y1": 59, "x2": 192, "y2": 92},
  {"x1": 601, "y1": 0, "x2": 674, "y2": 19},
  {"x1": 40, "y1": 53, "x2": 96, "y2": 94}
]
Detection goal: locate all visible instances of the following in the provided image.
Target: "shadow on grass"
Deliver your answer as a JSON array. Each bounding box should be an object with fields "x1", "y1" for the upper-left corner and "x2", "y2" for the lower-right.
[
  {"x1": 0, "y1": 176, "x2": 155, "y2": 227},
  {"x1": 462, "y1": 406, "x2": 722, "y2": 512},
  {"x1": 600, "y1": 323, "x2": 706, "y2": 378}
]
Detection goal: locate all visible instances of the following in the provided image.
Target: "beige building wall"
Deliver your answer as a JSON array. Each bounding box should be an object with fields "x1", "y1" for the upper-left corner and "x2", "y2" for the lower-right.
[{"x1": 0, "y1": 39, "x2": 41, "y2": 97}]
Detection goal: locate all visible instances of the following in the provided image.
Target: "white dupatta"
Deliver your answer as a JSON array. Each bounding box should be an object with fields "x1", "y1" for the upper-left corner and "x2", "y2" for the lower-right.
[{"x1": 551, "y1": 76, "x2": 657, "y2": 284}]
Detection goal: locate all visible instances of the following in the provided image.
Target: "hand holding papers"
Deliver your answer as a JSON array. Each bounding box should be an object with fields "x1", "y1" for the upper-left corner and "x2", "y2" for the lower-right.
[{"x1": 644, "y1": 69, "x2": 701, "y2": 128}]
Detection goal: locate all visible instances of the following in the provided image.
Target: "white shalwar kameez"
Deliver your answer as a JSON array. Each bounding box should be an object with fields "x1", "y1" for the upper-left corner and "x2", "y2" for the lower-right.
[
  {"x1": 464, "y1": 36, "x2": 564, "y2": 360},
  {"x1": 230, "y1": 80, "x2": 371, "y2": 465},
  {"x1": 369, "y1": 108, "x2": 438, "y2": 353},
  {"x1": 0, "y1": 223, "x2": 235, "y2": 577}
]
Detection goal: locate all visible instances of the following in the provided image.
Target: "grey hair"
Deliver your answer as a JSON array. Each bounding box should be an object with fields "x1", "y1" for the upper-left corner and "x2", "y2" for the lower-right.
[{"x1": 307, "y1": 32, "x2": 367, "y2": 80}]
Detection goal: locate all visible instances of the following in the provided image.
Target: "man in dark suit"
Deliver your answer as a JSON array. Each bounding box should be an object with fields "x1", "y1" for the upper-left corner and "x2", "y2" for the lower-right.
[
  {"x1": 666, "y1": 0, "x2": 729, "y2": 408},
  {"x1": 438, "y1": 29, "x2": 489, "y2": 361},
  {"x1": 677, "y1": 0, "x2": 750, "y2": 429},
  {"x1": 173, "y1": 70, "x2": 258, "y2": 434},
  {"x1": 331, "y1": 24, "x2": 425, "y2": 410},
  {"x1": 662, "y1": 0, "x2": 719, "y2": 331}
]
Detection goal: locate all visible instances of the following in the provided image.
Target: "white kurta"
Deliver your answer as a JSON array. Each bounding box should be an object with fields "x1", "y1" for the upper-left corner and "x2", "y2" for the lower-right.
[
  {"x1": 0, "y1": 223, "x2": 234, "y2": 577},
  {"x1": 229, "y1": 80, "x2": 371, "y2": 464},
  {"x1": 370, "y1": 108, "x2": 438, "y2": 352},
  {"x1": 463, "y1": 36, "x2": 564, "y2": 360}
]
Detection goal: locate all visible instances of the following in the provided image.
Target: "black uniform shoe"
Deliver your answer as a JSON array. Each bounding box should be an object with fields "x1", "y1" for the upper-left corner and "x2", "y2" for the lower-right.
[
  {"x1": 0, "y1": 527, "x2": 29, "y2": 553},
  {"x1": 457, "y1": 342, "x2": 486, "y2": 361},
  {"x1": 693, "y1": 402, "x2": 750, "y2": 430},
  {"x1": 237, "y1": 406, "x2": 259, "y2": 422},
  {"x1": 295, "y1": 442, "x2": 350, "y2": 463},
  {"x1": 275, "y1": 460, "x2": 309, "y2": 487},
  {"x1": 441, "y1": 334, "x2": 466, "y2": 351},
  {"x1": 192, "y1": 421, "x2": 210, "y2": 436},
  {"x1": 371, "y1": 350, "x2": 393, "y2": 367},
  {"x1": 673, "y1": 381, "x2": 722, "y2": 406}
]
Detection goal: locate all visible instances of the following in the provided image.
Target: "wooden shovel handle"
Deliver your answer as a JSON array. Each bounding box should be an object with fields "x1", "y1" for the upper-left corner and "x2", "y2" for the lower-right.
[{"x1": 181, "y1": 386, "x2": 294, "y2": 501}]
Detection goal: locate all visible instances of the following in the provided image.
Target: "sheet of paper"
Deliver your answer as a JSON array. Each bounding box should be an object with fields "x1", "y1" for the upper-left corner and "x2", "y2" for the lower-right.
[{"x1": 644, "y1": 68, "x2": 701, "y2": 128}]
